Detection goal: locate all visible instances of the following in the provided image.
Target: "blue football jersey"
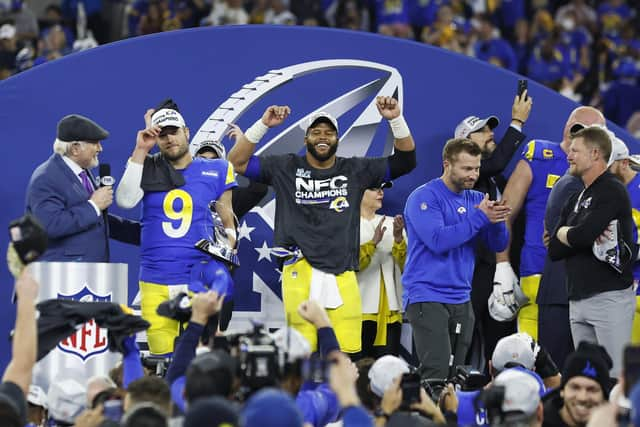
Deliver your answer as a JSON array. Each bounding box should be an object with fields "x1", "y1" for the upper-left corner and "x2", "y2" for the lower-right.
[
  {"x1": 626, "y1": 173, "x2": 640, "y2": 286},
  {"x1": 520, "y1": 140, "x2": 568, "y2": 277},
  {"x1": 139, "y1": 157, "x2": 237, "y2": 284}
]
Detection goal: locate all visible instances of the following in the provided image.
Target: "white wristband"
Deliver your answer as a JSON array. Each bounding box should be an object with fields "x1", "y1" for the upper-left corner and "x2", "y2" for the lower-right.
[
  {"x1": 244, "y1": 120, "x2": 269, "y2": 144},
  {"x1": 225, "y1": 228, "x2": 237, "y2": 241},
  {"x1": 389, "y1": 115, "x2": 411, "y2": 139}
]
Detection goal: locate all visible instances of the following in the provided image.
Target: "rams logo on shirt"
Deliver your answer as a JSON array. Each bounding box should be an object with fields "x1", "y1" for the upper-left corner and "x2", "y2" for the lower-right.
[
  {"x1": 329, "y1": 197, "x2": 350, "y2": 212},
  {"x1": 543, "y1": 149, "x2": 554, "y2": 159}
]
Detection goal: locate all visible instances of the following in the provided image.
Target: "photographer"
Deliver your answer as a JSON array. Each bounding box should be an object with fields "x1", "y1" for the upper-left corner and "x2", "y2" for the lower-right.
[
  {"x1": 456, "y1": 333, "x2": 558, "y2": 426},
  {"x1": 164, "y1": 290, "x2": 226, "y2": 388},
  {"x1": 478, "y1": 369, "x2": 544, "y2": 427},
  {"x1": 367, "y1": 355, "x2": 447, "y2": 425}
]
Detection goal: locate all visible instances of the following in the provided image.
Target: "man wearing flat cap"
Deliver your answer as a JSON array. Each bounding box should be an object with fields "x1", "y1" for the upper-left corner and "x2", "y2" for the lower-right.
[{"x1": 25, "y1": 114, "x2": 139, "y2": 262}]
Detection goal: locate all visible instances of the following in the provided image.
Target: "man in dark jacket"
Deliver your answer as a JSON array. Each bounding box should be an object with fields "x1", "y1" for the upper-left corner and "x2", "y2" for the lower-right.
[
  {"x1": 456, "y1": 91, "x2": 532, "y2": 368},
  {"x1": 25, "y1": 114, "x2": 140, "y2": 262},
  {"x1": 549, "y1": 125, "x2": 635, "y2": 377}
]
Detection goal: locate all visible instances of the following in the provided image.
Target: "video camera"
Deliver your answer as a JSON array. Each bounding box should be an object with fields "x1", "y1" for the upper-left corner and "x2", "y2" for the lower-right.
[
  {"x1": 423, "y1": 365, "x2": 489, "y2": 401},
  {"x1": 233, "y1": 323, "x2": 280, "y2": 392},
  {"x1": 141, "y1": 352, "x2": 173, "y2": 378},
  {"x1": 227, "y1": 322, "x2": 331, "y2": 398}
]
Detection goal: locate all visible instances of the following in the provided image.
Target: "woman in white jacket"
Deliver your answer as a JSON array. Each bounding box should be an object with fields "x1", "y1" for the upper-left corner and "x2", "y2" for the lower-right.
[{"x1": 358, "y1": 182, "x2": 407, "y2": 358}]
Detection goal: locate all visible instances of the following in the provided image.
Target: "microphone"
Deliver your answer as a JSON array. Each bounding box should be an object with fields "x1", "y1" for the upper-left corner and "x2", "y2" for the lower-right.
[
  {"x1": 99, "y1": 163, "x2": 115, "y2": 187},
  {"x1": 98, "y1": 163, "x2": 114, "y2": 217}
]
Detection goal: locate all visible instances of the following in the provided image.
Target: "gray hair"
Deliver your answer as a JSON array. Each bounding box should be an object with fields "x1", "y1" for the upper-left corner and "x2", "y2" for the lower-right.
[{"x1": 53, "y1": 138, "x2": 87, "y2": 156}]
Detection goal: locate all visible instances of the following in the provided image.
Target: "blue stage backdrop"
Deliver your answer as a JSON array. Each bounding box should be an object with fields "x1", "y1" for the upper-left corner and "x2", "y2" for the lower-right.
[{"x1": 0, "y1": 25, "x2": 637, "y2": 371}]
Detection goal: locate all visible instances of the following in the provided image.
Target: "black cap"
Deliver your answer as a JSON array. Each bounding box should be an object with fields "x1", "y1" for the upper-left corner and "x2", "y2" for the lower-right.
[
  {"x1": 57, "y1": 114, "x2": 109, "y2": 142},
  {"x1": 369, "y1": 181, "x2": 393, "y2": 190},
  {"x1": 570, "y1": 123, "x2": 586, "y2": 136},
  {"x1": 561, "y1": 342, "x2": 613, "y2": 398}
]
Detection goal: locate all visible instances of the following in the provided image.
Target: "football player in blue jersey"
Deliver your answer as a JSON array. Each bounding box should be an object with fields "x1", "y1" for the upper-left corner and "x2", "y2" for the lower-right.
[
  {"x1": 493, "y1": 106, "x2": 605, "y2": 344},
  {"x1": 116, "y1": 101, "x2": 237, "y2": 355},
  {"x1": 607, "y1": 137, "x2": 640, "y2": 344}
]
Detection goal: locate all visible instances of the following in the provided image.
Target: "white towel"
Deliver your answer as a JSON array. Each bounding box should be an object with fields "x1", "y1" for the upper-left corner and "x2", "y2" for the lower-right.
[{"x1": 309, "y1": 267, "x2": 343, "y2": 309}]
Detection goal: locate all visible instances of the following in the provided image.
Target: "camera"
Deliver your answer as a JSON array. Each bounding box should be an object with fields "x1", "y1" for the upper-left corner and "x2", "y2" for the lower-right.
[
  {"x1": 229, "y1": 323, "x2": 281, "y2": 394},
  {"x1": 423, "y1": 365, "x2": 488, "y2": 401},
  {"x1": 401, "y1": 373, "x2": 422, "y2": 408},
  {"x1": 451, "y1": 365, "x2": 489, "y2": 391},
  {"x1": 141, "y1": 353, "x2": 173, "y2": 377},
  {"x1": 475, "y1": 383, "x2": 533, "y2": 427},
  {"x1": 8, "y1": 213, "x2": 48, "y2": 264},
  {"x1": 301, "y1": 354, "x2": 332, "y2": 384},
  {"x1": 475, "y1": 384, "x2": 506, "y2": 423}
]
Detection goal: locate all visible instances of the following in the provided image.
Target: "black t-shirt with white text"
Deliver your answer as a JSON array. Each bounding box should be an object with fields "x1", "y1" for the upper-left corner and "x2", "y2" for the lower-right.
[{"x1": 258, "y1": 154, "x2": 388, "y2": 274}]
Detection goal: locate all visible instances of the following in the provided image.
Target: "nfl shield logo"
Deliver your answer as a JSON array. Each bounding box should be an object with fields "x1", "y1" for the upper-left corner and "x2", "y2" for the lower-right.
[{"x1": 57, "y1": 284, "x2": 111, "y2": 362}]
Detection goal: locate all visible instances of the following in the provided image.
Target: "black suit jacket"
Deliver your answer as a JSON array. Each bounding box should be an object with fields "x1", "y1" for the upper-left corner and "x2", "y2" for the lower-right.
[
  {"x1": 474, "y1": 126, "x2": 526, "y2": 265},
  {"x1": 474, "y1": 126, "x2": 527, "y2": 200}
]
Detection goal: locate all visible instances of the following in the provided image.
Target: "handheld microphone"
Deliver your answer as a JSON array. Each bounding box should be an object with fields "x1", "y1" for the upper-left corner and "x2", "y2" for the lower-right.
[
  {"x1": 98, "y1": 163, "x2": 114, "y2": 216},
  {"x1": 99, "y1": 163, "x2": 115, "y2": 187}
]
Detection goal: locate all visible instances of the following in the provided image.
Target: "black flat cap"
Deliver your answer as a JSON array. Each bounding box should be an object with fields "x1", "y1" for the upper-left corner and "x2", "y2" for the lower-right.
[{"x1": 57, "y1": 114, "x2": 109, "y2": 142}]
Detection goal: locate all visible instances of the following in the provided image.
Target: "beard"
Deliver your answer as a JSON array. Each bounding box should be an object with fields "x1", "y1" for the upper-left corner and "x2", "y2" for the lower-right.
[
  {"x1": 568, "y1": 164, "x2": 581, "y2": 177},
  {"x1": 482, "y1": 141, "x2": 496, "y2": 159},
  {"x1": 306, "y1": 141, "x2": 338, "y2": 162},
  {"x1": 450, "y1": 174, "x2": 477, "y2": 192},
  {"x1": 161, "y1": 143, "x2": 189, "y2": 162}
]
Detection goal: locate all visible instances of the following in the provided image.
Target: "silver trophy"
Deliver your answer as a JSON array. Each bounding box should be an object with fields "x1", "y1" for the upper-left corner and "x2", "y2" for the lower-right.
[{"x1": 195, "y1": 201, "x2": 240, "y2": 267}]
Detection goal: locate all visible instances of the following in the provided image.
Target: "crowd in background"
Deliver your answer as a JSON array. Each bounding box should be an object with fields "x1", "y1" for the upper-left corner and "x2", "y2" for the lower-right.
[{"x1": 1, "y1": 0, "x2": 640, "y2": 135}]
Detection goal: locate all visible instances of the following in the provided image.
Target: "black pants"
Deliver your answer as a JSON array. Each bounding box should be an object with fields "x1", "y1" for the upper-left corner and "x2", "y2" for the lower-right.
[
  {"x1": 538, "y1": 304, "x2": 574, "y2": 371},
  {"x1": 360, "y1": 320, "x2": 402, "y2": 359},
  {"x1": 469, "y1": 259, "x2": 516, "y2": 372},
  {"x1": 406, "y1": 301, "x2": 474, "y2": 380}
]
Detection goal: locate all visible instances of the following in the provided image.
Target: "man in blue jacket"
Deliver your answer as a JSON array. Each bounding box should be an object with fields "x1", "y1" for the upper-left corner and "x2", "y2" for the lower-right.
[
  {"x1": 404, "y1": 138, "x2": 510, "y2": 380},
  {"x1": 25, "y1": 114, "x2": 139, "y2": 262}
]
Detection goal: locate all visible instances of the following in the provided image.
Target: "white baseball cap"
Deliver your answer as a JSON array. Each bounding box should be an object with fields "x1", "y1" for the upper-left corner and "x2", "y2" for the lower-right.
[
  {"x1": 609, "y1": 136, "x2": 640, "y2": 166},
  {"x1": 151, "y1": 108, "x2": 186, "y2": 129},
  {"x1": 47, "y1": 377, "x2": 86, "y2": 423},
  {"x1": 27, "y1": 384, "x2": 48, "y2": 409},
  {"x1": 305, "y1": 111, "x2": 339, "y2": 133},
  {"x1": 194, "y1": 139, "x2": 226, "y2": 159},
  {"x1": 493, "y1": 369, "x2": 541, "y2": 415},
  {"x1": 368, "y1": 355, "x2": 410, "y2": 397},
  {"x1": 0, "y1": 24, "x2": 16, "y2": 40},
  {"x1": 455, "y1": 115, "x2": 499, "y2": 139},
  {"x1": 491, "y1": 333, "x2": 537, "y2": 372}
]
